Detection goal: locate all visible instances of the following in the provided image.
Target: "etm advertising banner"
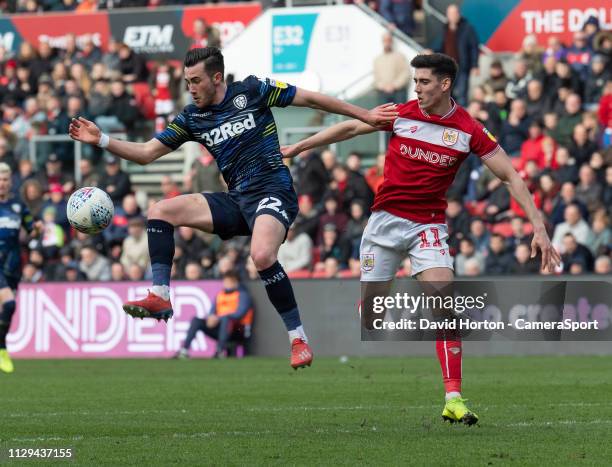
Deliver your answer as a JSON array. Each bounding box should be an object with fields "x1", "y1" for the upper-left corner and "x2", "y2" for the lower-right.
[{"x1": 0, "y1": 3, "x2": 261, "y2": 60}]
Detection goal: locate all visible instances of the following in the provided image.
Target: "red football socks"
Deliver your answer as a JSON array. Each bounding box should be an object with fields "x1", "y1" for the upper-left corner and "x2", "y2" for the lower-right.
[{"x1": 436, "y1": 330, "x2": 462, "y2": 394}]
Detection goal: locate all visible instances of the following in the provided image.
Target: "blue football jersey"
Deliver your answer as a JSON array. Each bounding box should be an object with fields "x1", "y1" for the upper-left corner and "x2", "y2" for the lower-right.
[
  {"x1": 0, "y1": 197, "x2": 33, "y2": 275},
  {"x1": 156, "y1": 75, "x2": 297, "y2": 192}
]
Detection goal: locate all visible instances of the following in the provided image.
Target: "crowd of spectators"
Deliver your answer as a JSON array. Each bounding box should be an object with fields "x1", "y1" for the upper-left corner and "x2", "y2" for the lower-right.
[
  {"x1": 1, "y1": 8, "x2": 610, "y2": 282},
  {"x1": 0, "y1": 0, "x2": 243, "y2": 14}
]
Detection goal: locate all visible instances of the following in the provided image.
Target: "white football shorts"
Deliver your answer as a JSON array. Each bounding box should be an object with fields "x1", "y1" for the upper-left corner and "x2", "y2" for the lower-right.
[{"x1": 360, "y1": 210, "x2": 454, "y2": 281}]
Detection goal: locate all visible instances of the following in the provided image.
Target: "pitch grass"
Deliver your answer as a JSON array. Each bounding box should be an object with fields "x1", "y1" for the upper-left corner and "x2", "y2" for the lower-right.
[{"x1": 1, "y1": 356, "x2": 611, "y2": 466}]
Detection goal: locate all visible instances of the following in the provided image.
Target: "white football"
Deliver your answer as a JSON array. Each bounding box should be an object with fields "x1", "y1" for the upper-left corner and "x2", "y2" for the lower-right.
[{"x1": 67, "y1": 187, "x2": 114, "y2": 234}]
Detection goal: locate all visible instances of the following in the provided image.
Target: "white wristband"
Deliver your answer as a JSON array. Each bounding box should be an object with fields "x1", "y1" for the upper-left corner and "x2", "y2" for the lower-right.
[{"x1": 97, "y1": 133, "x2": 110, "y2": 149}]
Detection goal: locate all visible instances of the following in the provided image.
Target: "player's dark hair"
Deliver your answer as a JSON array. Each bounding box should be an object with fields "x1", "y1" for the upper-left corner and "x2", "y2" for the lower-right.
[
  {"x1": 184, "y1": 47, "x2": 224, "y2": 78},
  {"x1": 411, "y1": 53, "x2": 458, "y2": 86}
]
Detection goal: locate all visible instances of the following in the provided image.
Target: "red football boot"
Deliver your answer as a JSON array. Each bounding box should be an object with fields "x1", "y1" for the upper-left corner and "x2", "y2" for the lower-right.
[
  {"x1": 290, "y1": 338, "x2": 313, "y2": 369},
  {"x1": 123, "y1": 291, "x2": 173, "y2": 322}
]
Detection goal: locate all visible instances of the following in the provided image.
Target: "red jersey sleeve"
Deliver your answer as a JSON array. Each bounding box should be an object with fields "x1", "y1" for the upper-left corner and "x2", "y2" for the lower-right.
[
  {"x1": 384, "y1": 102, "x2": 410, "y2": 133},
  {"x1": 470, "y1": 120, "x2": 501, "y2": 161}
]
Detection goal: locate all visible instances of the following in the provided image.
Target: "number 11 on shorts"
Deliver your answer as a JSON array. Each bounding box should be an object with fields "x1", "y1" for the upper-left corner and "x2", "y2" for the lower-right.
[{"x1": 418, "y1": 227, "x2": 442, "y2": 249}]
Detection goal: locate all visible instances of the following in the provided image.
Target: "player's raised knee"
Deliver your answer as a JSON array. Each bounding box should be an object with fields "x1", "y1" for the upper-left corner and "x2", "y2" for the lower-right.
[
  {"x1": 147, "y1": 200, "x2": 175, "y2": 224},
  {"x1": 250, "y1": 250, "x2": 277, "y2": 271}
]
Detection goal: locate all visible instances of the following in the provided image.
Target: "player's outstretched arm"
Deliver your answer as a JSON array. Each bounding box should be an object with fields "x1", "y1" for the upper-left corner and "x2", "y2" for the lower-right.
[
  {"x1": 69, "y1": 116, "x2": 171, "y2": 166},
  {"x1": 483, "y1": 149, "x2": 561, "y2": 273},
  {"x1": 281, "y1": 119, "x2": 378, "y2": 158},
  {"x1": 292, "y1": 88, "x2": 398, "y2": 127}
]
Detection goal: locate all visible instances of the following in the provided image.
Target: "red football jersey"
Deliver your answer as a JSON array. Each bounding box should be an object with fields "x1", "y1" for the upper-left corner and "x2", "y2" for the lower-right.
[{"x1": 372, "y1": 99, "x2": 500, "y2": 223}]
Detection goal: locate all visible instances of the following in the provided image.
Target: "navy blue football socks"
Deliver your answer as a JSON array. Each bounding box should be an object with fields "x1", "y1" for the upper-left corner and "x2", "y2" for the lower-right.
[
  {"x1": 148, "y1": 219, "x2": 174, "y2": 286},
  {"x1": 0, "y1": 300, "x2": 16, "y2": 349},
  {"x1": 258, "y1": 261, "x2": 302, "y2": 331}
]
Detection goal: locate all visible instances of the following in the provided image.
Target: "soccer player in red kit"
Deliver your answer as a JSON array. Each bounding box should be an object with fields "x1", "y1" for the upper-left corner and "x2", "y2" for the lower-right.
[{"x1": 283, "y1": 53, "x2": 561, "y2": 425}]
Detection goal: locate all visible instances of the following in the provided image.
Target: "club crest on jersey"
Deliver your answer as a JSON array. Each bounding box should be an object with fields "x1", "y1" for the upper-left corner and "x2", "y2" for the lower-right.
[
  {"x1": 233, "y1": 94, "x2": 247, "y2": 110},
  {"x1": 442, "y1": 128, "x2": 459, "y2": 146},
  {"x1": 361, "y1": 253, "x2": 375, "y2": 272},
  {"x1": 11, "y1": 203, "x2": 21, "y2": 213},
  {"x1": 483, "y1": 127, "x2": 497, "y2": 143}
]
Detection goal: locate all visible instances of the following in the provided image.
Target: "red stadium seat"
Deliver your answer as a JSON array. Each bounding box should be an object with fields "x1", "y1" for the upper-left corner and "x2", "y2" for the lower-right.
[
  {"x1": 311, "y1": 270, "x2": 329, "y2": 279},
  {"x1": 465, "y1": 201, "x2": 487, "y2": 217},
  {"x1": 287, "y1": 269, "x2": 312, "y2": 279},
  {"x1": 491, "y1": 221, "x2": 534, "y2": 237},
  {"x1": 131, "y1": 82, "x2": 156, "y2": 120},
  {"x1": 311, "y1": 247, "x2": 321, "y2": 267},
  {"x1": 339, "y1": 270, "x2": 357, "y2": 278},
  {"x1": 491, "y1": 222, "x2": 513, "y2": 237}
]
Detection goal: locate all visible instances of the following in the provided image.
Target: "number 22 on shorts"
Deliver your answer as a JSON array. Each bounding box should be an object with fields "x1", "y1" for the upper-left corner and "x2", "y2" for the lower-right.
[{"x1": 257, "y1": 197, "x2": 289, "y2": 221}]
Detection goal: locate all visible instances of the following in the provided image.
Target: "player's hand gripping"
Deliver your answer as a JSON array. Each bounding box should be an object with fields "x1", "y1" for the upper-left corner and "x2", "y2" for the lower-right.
[
  {"x1": 364, "y1": 103, "x2": 398, "y2": 128},
  {"x1": 531, "y1": 226, "x2": 561, "y2": 273},
  {"x1": 69, "y1": 116, "x2": 102, "y2": 146}
]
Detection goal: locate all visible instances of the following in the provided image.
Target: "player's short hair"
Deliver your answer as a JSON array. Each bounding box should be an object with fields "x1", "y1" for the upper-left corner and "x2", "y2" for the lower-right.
[
  {"x1": 411, "y1": 53, "x2": 458, "y2": 86},
  {"x1": 184, "y1": 47, "x2": 224, "y2": 78},
  {"x1": 0, "y1": 162, "x2": 11, "y2": 176}
]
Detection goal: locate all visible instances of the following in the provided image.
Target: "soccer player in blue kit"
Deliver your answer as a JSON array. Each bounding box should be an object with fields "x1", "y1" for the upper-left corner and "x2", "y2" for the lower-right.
[
  {"x1": 0, "y1": 163, "x2": 39, "y2": 373},
  {"x1": 69, "y1": 47, "x2": 397, "y2": 369}
]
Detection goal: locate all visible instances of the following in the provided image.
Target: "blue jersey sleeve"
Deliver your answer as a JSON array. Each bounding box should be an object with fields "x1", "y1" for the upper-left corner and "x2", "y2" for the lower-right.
[
  {"x1": 248, "y1": 75, "x2": 297, "y2": 108},
  {"x1": 155, "y1": 110, "x2": 193, "y2": 150}
]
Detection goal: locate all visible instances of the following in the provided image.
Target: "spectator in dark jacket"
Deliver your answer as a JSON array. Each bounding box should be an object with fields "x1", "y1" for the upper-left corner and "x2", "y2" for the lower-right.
[
  {"x1": 98, "y1": 155, "x2": 132, "y2": 205},
  {"x1": 509, "y1": 243, "x2": 540, "y2": 274},
  {"x1": 176, "y1": 226, "x2": 208, "y2": 263},
  {"x1": 317, "y1": 194, "x2": 348, "y2": 244},
  {"x1": 293, "y1": 194, "x2": 320, "y2": 242},
  {"x1": 109, "y1": 80, "x2": 141, "y2": 133},
  {"x1": 561, "y1": 233, "x2": 594, "y2": 272},
  {"x1": 565, "y1": 31, "x2": 593, "y2": 83},
  {"x1": 525, "y1": 79, "x2": 547, "y2": 121},
  {"x1": 295, "y1": 150, "x2": 329, "y2": 205},
  {"x1": 584, "y1": 54, "x2": 610, "y2": 107},
  {"x1": 445, "y1": 198, "x2": 471, "y2": 252},
  {"x1": 342, "y1": 200, "x2": 368, "y2": 260},
  {"x1": 567, "y1": 123, "x2": 598, "y2": 167},
  {"x1": 379, "y1": 0, "x2": 415, "y2": 36},
  {"x1": 485, "y1": 233, "x2": 514, "y2": 275},
  {"x1": 103, "y1": 193, "x2": 141, "y2": 245},
  {"x1": 76, "y1": 37, "x2": 103, "y2": 71},
  {"x1": 550, "y1": 181, "x2": 589, "y2": 226},
  {"x1": 45, "y1": 94, "x2": 71, "y2": 162},
  {"x1": 435, "y1": 3, "x2": 479, "y2": 106},
  {"x1": 552, "y1": 147, "x2": 579, "y2": 185},
  {"x1": 118, "y1": 43, "x2": 148, "y2": 83},
  {"x1": 88, "y1": 79, "x2": 112, "y2": 119},
  {"x1": 30, "y1": 42, "x2": 54, "y2": 82},
  {"x1": 505, "y1": 216, "x2": 530, "y2": 251},
  {"x1": 500, "y1": 99, "x2": 530, "y2": 156},
  {"x1": 331, "y1": 164, "x2": 373, "y2": 214}
]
